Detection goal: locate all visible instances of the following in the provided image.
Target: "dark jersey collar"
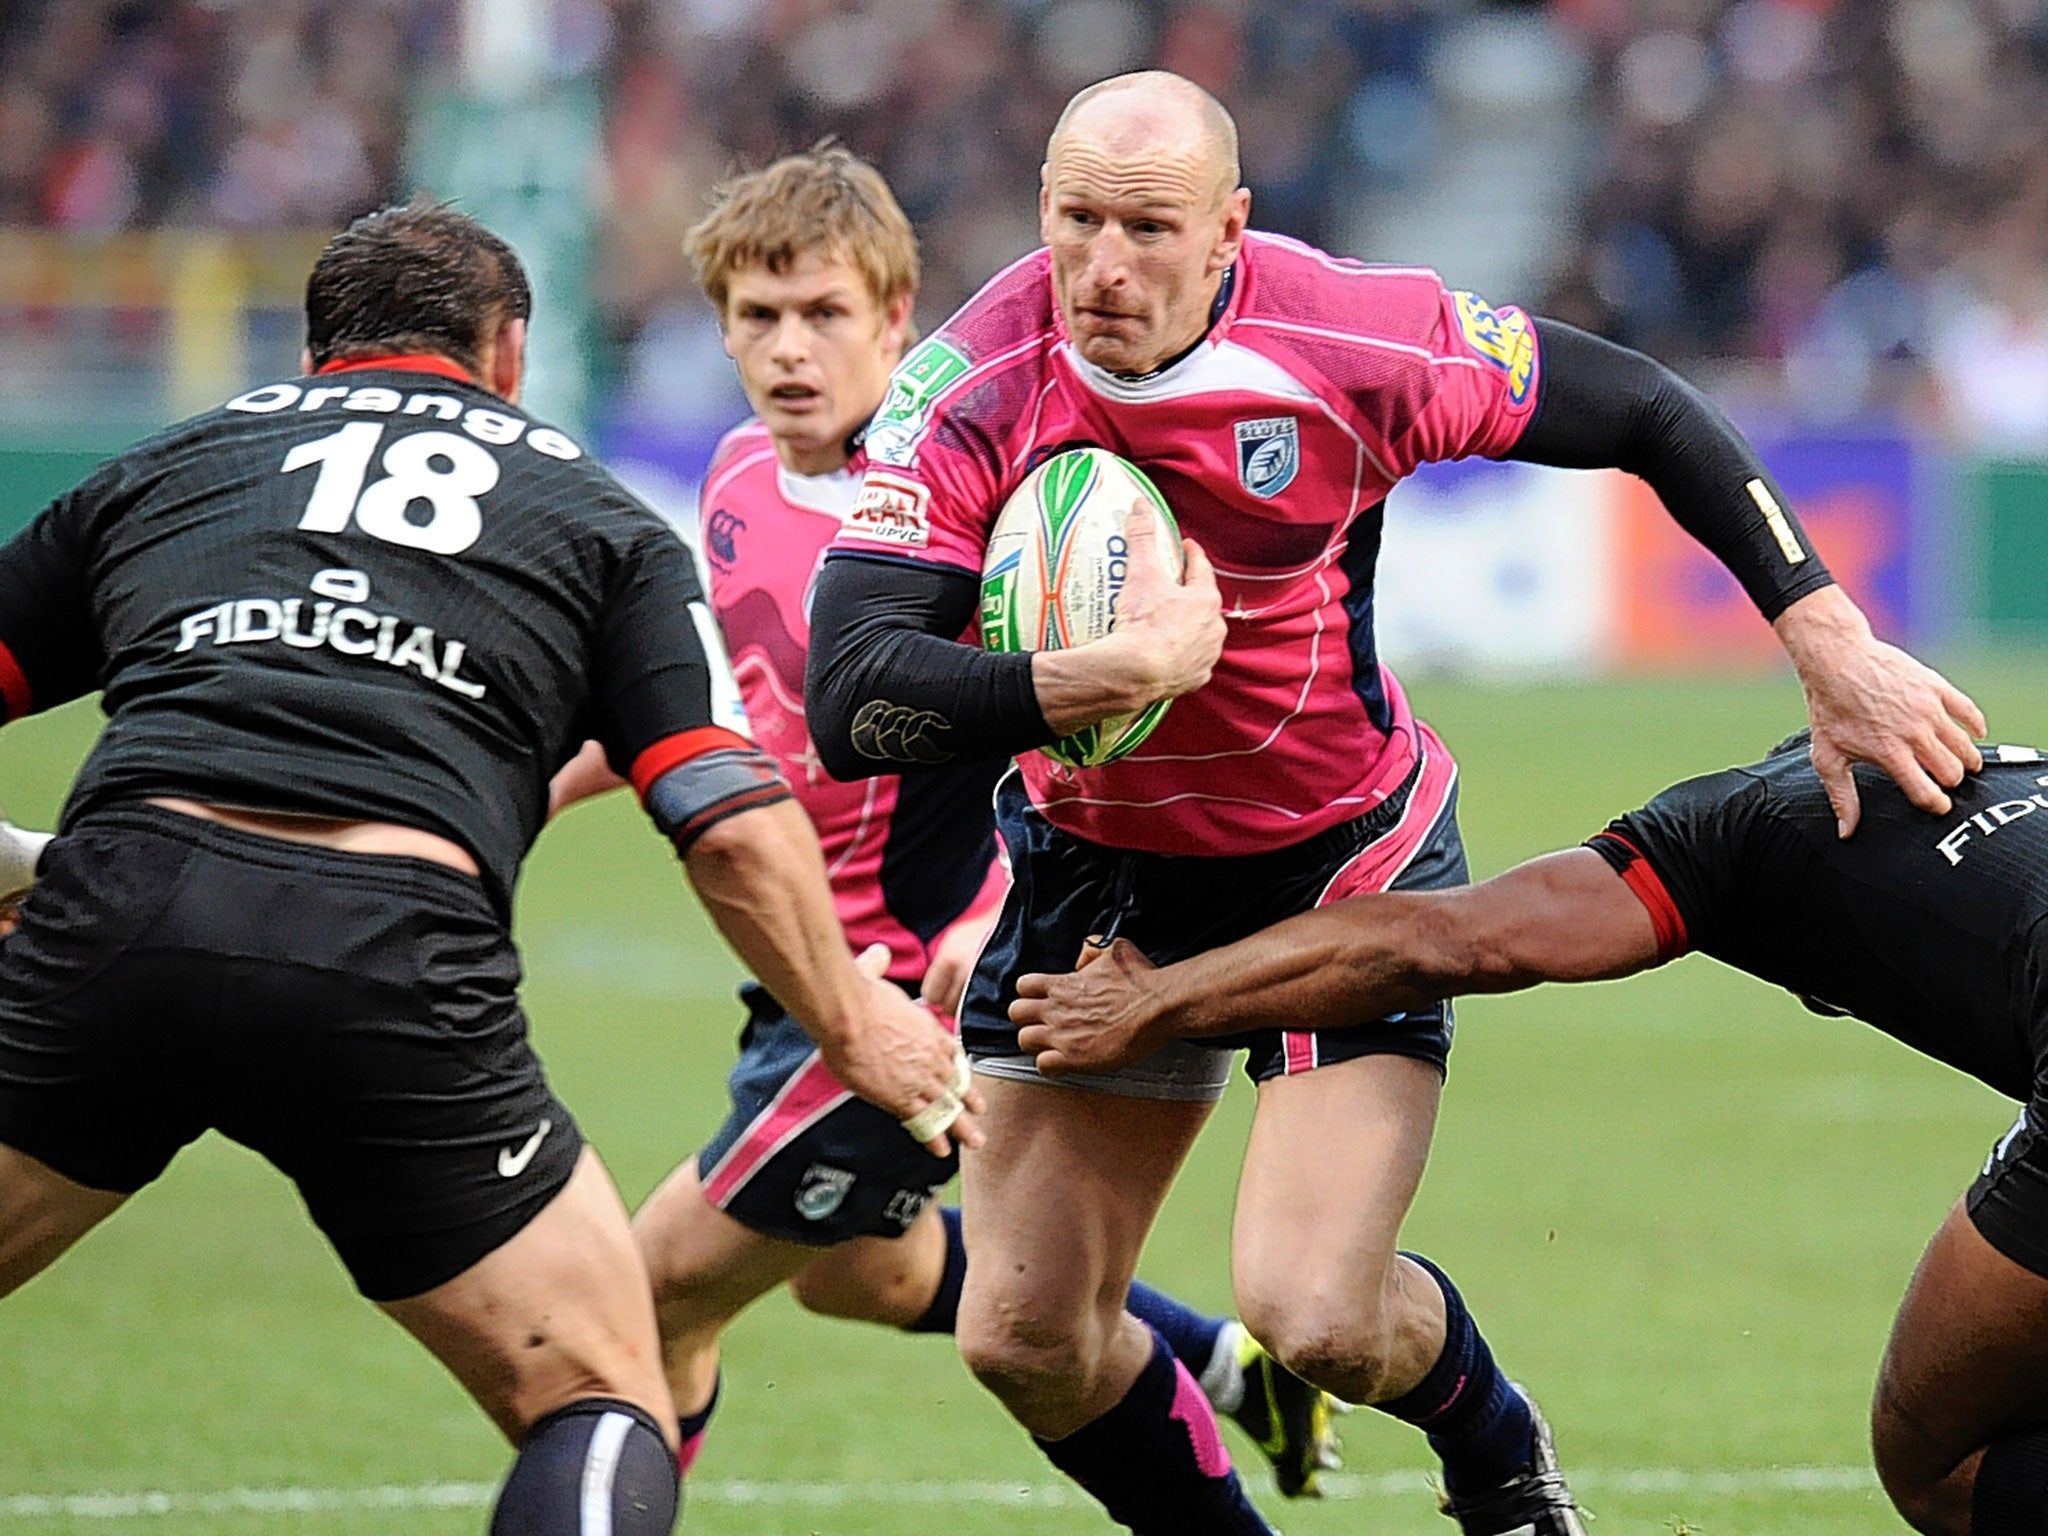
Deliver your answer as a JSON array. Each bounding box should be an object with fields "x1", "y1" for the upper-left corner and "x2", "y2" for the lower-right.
[{"x1": 315, "y1": 354, "x2": 476, "y2": 384}]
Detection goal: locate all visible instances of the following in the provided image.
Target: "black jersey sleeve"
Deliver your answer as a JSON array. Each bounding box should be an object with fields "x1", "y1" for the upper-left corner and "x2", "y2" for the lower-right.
[
  {"x1": 0, "y1": 476, "x2": 111, "y2": 720},
  {"x1": 805, "y1": 552, "x2": 1050, "y2": 781},
  {"x1": 1514, "y1": 321, "x2": 1835, "y2": 622},
  {"x1": 586, "y1": 523, "x2": 737, "y2": 779},
  {"x1": 1585, "y1": 766, "x2": 1770, "y2": 959}
]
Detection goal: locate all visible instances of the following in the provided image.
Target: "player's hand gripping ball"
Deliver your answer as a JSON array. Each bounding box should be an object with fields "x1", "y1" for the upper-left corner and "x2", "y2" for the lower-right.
[{"x1": 979, "y1": 447, "x2": 1184, "y2": 768}]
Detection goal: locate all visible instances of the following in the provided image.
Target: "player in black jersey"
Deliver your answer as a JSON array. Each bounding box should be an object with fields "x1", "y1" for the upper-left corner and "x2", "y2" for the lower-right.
[
  {"x1": 0, "y1": 200, "x2": 978, "y2": 1536},
  {"x1": 1011, "y1": 732, "x2": 2048, "y2": 1536}
]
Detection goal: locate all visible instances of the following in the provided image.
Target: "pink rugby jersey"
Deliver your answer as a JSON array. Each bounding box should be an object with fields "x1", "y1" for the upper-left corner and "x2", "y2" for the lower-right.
[
  {"x1": 700, "y1": 423, "x2": 1006, "y2": 986},
  {"x1": 833, "y1": 233, "x2": 1543, "y2": 856}
]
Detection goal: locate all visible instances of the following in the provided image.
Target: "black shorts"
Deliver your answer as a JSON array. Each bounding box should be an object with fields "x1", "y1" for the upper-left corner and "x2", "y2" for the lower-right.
[
  {"x1": 0, "y1": 803, "x2": 583, "y2": 1301},
  {"x1": 961, "y1": 740, "x2": 1467, "y2": 1095},
  {"x1": 1968, "y1": 1096, "x2": 2048, "y2": 1280},
  {"x1": 695, "y1": 984, "x2": 957, "y2": 1246}
]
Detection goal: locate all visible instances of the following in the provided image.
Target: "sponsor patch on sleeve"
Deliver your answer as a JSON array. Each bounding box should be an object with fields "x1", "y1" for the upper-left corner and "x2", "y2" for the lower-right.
[
  {"x1": 842, "y1": 470, "x2": 933, "y2": 548},
  {"x1": 1451, "y1": 290, "x2": 1536, "y2": 405},
  {"x1": 863, "y1": 338, "x2": 971, "y2": 469}
]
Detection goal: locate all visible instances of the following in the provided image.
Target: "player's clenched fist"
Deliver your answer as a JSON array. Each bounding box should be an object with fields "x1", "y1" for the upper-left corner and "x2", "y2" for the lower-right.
[{"x1": 821, "y1": 944, "x2": 985, "y2": 1156}]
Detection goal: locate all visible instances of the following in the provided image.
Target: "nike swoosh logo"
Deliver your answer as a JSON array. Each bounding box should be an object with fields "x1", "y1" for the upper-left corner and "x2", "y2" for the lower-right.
[{"x1": 497, "y1": 1119, "x2": 552, "y2": 1178}]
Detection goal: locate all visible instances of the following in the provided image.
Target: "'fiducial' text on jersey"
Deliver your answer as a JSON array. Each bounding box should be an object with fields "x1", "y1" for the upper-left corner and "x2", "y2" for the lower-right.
[
  {"x1": 828, "y1": 234, "x2": 1541, "y2": 855},
  {"x1": 0, "y1": 356, "x2": 735, "y2": 910}
]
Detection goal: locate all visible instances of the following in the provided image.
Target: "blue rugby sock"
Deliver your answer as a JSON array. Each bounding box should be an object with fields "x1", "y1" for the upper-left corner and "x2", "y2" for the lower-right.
[
  {"x1": 906, "y1": 1207, "x2": 969, "y2": 1334},
  {"x1": 1125, "y1": 1280, "x2": 1228, "y2": 1377},
  {"x1": 1375, "y1": 1252, "x2": 1534, "y2": 1499},
  {"x1": 1975, "y1": 1422, "x2": 2048, "y2": 1534},
  {"x1": 1033, "y1": 1327, "x2": 1274, "y2": 1535},
  {"x1": 491, "y1": 1398, "x2": 678, "y2": 1535}
]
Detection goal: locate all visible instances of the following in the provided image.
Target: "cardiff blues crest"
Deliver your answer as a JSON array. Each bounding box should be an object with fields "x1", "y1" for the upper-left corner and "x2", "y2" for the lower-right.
[
  {"x1": 1234, "y1": 417, "x2": 1299, "y2": 498},
  {"x1": 795, "y1": 1163, "x2": 855, "y2": 1221}
]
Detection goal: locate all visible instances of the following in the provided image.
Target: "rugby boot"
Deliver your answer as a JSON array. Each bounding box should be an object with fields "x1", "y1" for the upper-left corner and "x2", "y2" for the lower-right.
[
  {"x1": 1223, "y1": 1324, "x2": 1345, "y2": 1499},
  {"x1": 1440, "y1": 1389, "x2": 1587, "y2": 1536}
]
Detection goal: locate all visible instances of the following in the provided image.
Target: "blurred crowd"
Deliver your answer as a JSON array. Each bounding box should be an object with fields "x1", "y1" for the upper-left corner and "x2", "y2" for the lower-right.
[
  {"x1": 0, "y1": 1, "x2": 451, "y2": 231},
  {"x1": 6, "y1": 0, "x2": 2048, "y2": 447},
  {"x1": 1547, "y1": 0, "x2": 2048, "y2": 443}
]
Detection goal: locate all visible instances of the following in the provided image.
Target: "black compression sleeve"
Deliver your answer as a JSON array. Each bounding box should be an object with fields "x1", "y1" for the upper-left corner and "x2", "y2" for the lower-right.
[
  {"x1": 1512, "y1": 320, "x2": 1835, "y2": 621},
  {"x1": 805, "y1": 553, "x2": 1052, "y2": 780}
]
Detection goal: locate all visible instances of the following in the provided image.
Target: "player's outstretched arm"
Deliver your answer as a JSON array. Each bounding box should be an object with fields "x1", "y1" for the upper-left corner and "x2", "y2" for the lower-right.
[
  {"x1": 1012, "y1": 849, "x2": 1662, "y2": 1076},
  {"x1": 685, "y1": 797, "x2": 982, "y2": 1153},
  {"x1": 1512, "y1": 320, "x2": 1983, "y2": 835}
]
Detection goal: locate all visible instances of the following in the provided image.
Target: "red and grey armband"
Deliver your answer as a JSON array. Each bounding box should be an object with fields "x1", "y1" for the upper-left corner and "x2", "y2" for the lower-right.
[{"x1": 629, "y1": 728, "x2": 793, "y2": 854}]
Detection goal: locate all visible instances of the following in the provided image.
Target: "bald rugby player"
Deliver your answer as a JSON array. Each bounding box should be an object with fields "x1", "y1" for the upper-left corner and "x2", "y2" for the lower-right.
[
  {"x1": 1014, "y1": 732, "x2": 2048, "y2": 1536},
  {"x1": 805, "y1": 71, "x2": 1983, "y2": 1536}
]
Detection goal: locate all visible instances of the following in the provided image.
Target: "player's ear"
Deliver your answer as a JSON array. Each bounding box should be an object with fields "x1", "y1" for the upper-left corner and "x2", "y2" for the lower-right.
[
  {"x1": 881, "y1": 289, "x2": 914, "y2": 359},
  {"x1": 490, "y1": 315, "x2": 527, "y2": 405},
  {"x1": 1038, "y1": 163, "x2": 1054, "y2": 243},
  {"x1": 1211, "y1": 186, "x2": 1250, "y2": 274}
]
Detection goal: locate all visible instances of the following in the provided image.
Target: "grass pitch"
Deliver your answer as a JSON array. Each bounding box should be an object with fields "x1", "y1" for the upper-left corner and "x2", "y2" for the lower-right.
[{"x1": 0, "y1": 657, "x2": 2040, "y2": 1534}]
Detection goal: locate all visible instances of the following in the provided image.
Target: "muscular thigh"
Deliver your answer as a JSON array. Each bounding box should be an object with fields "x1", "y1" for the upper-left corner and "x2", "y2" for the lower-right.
[
  {"x1": 1879, "y1": 1103, "x2": 2048, "y2": 1483},
  {"x1": 1233, "y1": 1054, "x2": 1441, "y2": 1320},
  {"x1": 960, "y1": 1075, "x2": 1211, "y2": 1330}
]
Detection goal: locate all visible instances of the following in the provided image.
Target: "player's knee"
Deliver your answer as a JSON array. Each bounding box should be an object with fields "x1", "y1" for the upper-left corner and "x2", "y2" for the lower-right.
[
  {"x1": 491, "y1": 1397, "x2": 678, "y2": 1535},
  {"x1": 1870, "y1": 1381, "x2": 1977, "y2": 1536},
  {"x1": 1246, "y1": 1298, "x2": 1398, "y2": 1402},
  {"x1": 956, "y1": 1302, "x2": 1093, "y2": 1412}
]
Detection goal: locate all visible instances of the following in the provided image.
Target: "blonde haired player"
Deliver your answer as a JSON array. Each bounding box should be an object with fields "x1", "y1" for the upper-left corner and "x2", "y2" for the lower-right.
[{"x1": 553, "y1": 144, "x2": 1343, "y2": 1503}]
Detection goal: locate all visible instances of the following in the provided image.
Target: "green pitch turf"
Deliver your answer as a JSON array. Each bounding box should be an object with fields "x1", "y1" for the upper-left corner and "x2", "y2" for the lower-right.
[{"x1": 0, "y1": 657, "x2": 2040, "y2": 1534}]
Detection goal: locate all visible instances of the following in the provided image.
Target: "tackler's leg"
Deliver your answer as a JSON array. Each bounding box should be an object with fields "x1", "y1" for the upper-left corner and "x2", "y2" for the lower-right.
[
  {"x1": 1874, "y1": 1197, "x2": 2048, "y2": 1536},
  {"x1": 0, "y1": 1141, "x2": 126, "y2": 1298},
  {"x1": 383, "y1": 1148, "x2": 679, "y2": 1536}
]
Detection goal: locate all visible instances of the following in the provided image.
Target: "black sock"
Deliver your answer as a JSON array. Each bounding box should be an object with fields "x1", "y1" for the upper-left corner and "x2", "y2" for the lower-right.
[
  {"x1": 1033, "y1": 1327, "x2": 1274, "y2": 1535},
  {"x1": 1374, "y1": 1252, "x2": 1534, "y2": 1499},
  {"x1": 905, "y1": 1207, "x2": 968, "y2": 1333},
  {"x1": 676, "y1": 1373, "x2": 720, "y2": 1476},
  {"x1": 490, "y1": 1397, "x2": 679, "y2": 1535},
  {"x1": 1974, "y1": 1422, "x2": 2048, "y2": 1534}
]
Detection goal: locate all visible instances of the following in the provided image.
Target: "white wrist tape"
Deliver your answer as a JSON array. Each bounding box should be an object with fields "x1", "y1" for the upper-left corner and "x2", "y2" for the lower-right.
[
  {"x1": 0, "y1": 821, "x2": 51, "y2": 904},
  {"x1": 900, "y1": 1041, "x2": 973, "y2": 1144}
]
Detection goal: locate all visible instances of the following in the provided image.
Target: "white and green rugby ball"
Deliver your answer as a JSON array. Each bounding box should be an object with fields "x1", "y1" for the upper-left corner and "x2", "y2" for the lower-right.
[{"x1": 979, "y1": 447, "x2": 1183, "y2": 769}]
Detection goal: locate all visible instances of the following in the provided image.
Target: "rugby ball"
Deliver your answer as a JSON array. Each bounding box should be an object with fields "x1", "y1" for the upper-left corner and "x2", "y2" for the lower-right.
[{"x1": 979, "y1": 447, "x2": 1183, "y2": 768}]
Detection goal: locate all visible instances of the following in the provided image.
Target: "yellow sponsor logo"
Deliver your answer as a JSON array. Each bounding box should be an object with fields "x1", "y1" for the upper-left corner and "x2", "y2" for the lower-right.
[{"x1": 1452, "y1": 290, "x2": 1535, "y2": 405}]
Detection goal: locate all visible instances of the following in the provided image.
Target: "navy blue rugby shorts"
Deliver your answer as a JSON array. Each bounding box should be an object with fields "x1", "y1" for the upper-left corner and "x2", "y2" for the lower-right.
[
  {"x1": 961, "y1": 739, "x2": 1467, "y2": 1097},
  {"x1": 695, "y1": 983, "x2": 957, "y2": 1245}
]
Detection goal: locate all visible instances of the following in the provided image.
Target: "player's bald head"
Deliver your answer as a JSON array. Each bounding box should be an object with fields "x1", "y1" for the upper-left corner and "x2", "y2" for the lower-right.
[{"x1": 1047, "y1": 71, "x2": 1241, "y2": 206}]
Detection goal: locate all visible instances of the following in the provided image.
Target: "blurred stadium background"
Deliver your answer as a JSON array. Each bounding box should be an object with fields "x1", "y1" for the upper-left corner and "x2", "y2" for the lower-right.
[{"x1": 0, "y1": 2, "x2": 2044, "y2": 1532}]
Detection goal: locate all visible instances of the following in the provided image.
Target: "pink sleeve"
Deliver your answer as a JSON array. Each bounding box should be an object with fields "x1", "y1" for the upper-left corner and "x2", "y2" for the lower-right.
[
  {"x1": 831, "y1": 333, "x2": 1012, "y2": 574},
  {"x1": 1383, "y1": 284, "x2": 1543, "y2": 476}
]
